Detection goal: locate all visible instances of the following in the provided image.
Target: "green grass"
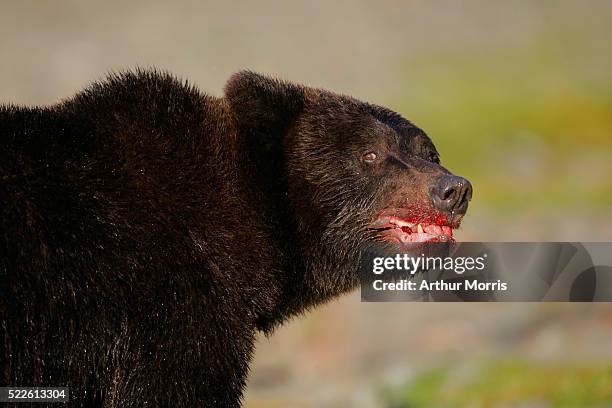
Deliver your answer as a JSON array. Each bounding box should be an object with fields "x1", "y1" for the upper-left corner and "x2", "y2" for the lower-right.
[{"x1": 382, "y1": 360, "x2": 612, "y2": 408}]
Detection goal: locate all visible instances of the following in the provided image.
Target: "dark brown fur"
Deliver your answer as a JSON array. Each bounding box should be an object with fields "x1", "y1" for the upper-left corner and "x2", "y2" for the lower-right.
[{"x1": 1, "y1": 70, "x2": 468, "y2": 406}]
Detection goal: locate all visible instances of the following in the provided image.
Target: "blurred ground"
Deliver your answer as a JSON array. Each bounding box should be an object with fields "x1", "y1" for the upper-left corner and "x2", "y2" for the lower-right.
[{"x1": 2, "y1": 1, "x2": 611, "y2": 406}]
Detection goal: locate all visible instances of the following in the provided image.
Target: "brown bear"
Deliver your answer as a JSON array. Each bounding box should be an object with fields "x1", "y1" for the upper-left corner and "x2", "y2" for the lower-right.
[{"x1": 0, "y1": 70, "x2": 471, "y2": 407}]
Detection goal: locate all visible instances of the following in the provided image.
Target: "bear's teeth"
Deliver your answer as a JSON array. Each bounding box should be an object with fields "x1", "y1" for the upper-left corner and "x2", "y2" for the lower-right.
[
  {"x1": 390, "y1": 217, "x2": 414, "y2": 228},
  {"x1": 417, "y1": 224, "x2": 424, "y2": 234}
]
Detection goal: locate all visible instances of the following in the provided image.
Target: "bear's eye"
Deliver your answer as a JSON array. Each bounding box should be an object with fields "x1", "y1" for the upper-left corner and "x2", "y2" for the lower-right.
[{"x1": 362, "y1": 152, "x2": 377, "y2": 163}]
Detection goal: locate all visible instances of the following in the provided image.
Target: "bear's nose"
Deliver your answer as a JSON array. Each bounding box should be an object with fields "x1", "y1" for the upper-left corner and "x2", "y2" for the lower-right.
[{"x1": 430, "y1": 175, "x2": 472, "y2": 216}]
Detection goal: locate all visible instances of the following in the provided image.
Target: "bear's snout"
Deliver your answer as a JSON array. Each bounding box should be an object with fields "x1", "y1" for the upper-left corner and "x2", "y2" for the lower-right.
[{"x1": 429, "y1": 175, "x2": 472, "y2": 220}]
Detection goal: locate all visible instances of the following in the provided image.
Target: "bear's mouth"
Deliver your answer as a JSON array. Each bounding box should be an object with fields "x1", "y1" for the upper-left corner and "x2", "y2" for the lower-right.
[{"x1": 369, "y1": 213, "x2": 456, "y2": 244}]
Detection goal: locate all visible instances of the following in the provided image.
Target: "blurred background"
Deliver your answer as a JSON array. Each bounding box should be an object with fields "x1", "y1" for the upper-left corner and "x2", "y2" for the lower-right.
[{"x1": 2, "y1": 1, "x2": 612, "y2": 406}]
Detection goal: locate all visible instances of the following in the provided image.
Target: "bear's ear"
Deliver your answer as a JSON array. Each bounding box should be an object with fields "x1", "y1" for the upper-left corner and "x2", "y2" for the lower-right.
[{"x1": 224, "y1": 71, "x2": 307, "y2": 136}]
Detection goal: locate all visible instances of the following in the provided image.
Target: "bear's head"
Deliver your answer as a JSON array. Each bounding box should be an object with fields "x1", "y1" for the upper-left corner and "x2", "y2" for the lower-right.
[{"x1": 225, "y1": 71, "x2": 472, "y2": 306}]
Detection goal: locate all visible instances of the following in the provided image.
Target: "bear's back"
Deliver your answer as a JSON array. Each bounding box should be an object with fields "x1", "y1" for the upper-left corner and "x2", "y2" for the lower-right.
[{"x1": 0, "y1": 71, "x2": 236, "y2": 284}]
